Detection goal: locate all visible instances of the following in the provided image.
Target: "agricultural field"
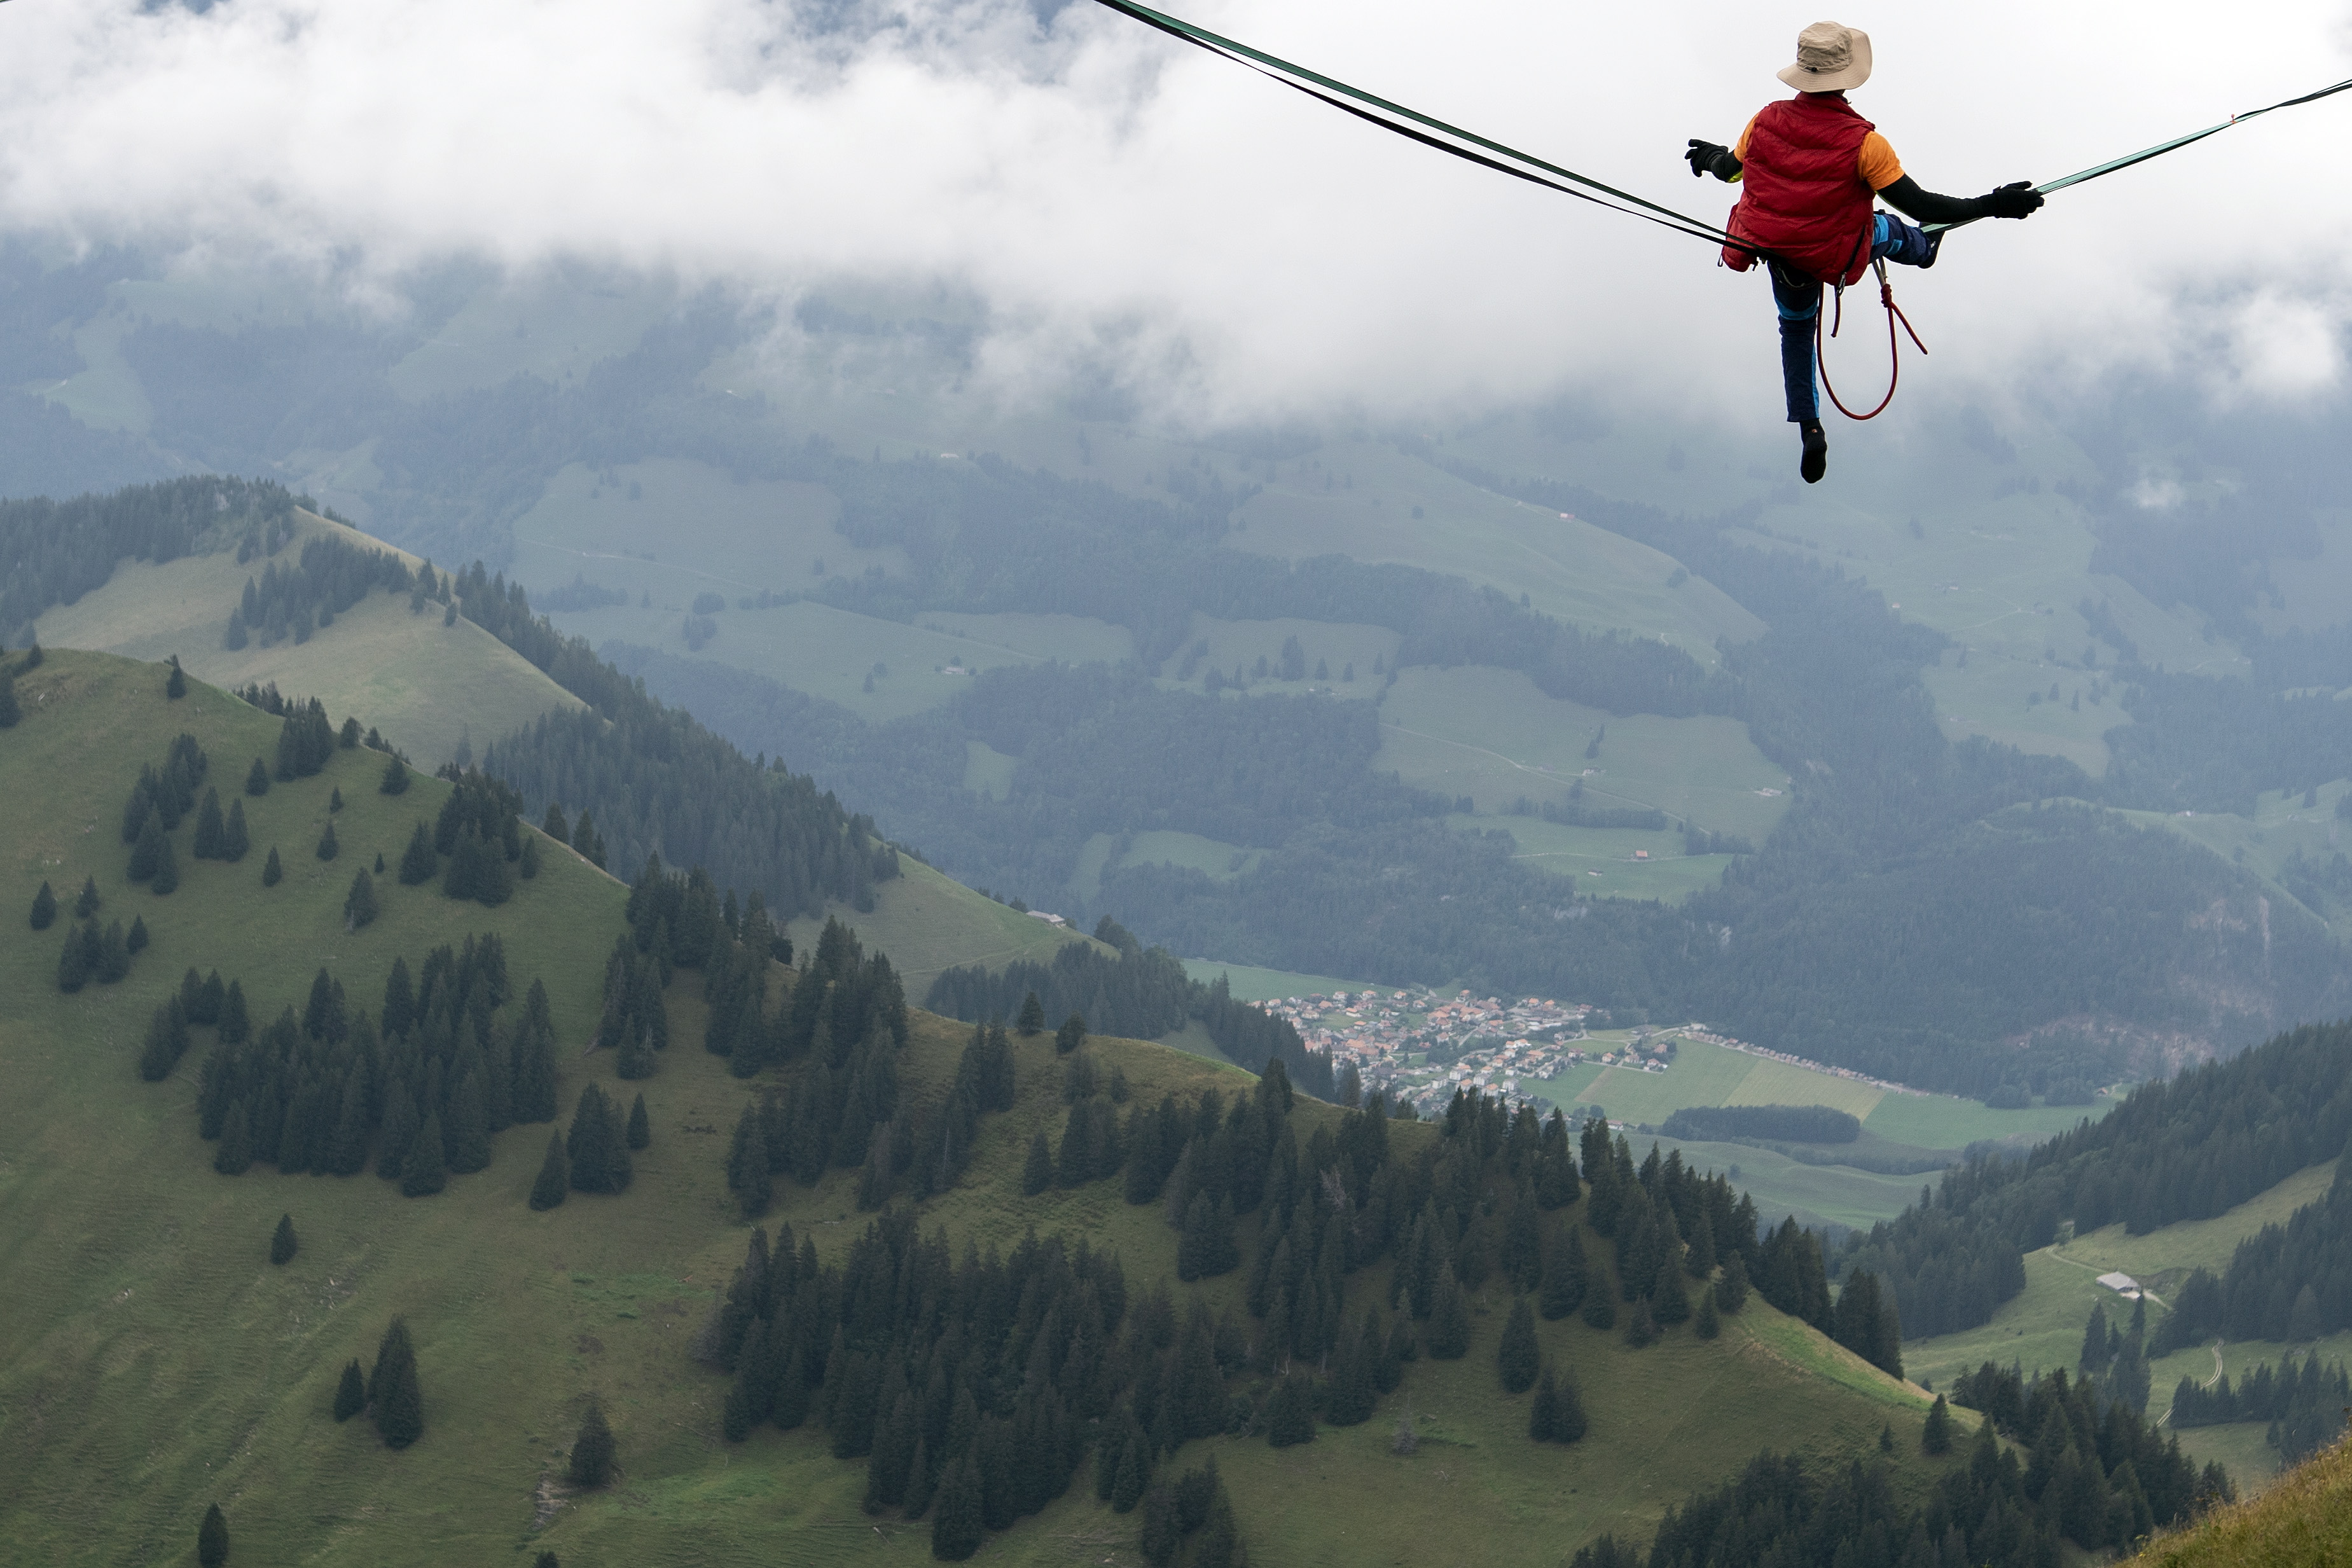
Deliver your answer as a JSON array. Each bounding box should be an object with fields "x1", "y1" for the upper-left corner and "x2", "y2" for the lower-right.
[
  {"x1": 0, "y1": 651, "x2": 1963, "y2": 1565},
  {"x1": 28, "y1": 507, "x2": 577, "y2": 766},
  {"x1": 1378, "y1": 663, "x2": 1790, "y2": 839}
]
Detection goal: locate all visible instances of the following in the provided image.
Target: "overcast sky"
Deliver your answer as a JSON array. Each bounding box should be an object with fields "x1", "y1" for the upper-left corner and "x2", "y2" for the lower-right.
[{"x1": 1, "y1": 0, "x2": 2346, "y2": 428}]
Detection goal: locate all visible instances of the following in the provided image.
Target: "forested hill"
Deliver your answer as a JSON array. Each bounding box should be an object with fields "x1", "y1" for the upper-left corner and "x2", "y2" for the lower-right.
[
  {"x1": 1836, "y1": 1021, "x2": 2352, "y2": 1340},
  {"x1": 1, "y1": 478, "x2": 897, "y2": 923}
]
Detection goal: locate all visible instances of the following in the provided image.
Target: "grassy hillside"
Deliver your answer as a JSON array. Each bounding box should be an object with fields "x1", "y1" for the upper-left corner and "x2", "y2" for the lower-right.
[
  {"x1": 782, "y1": 855, "x2": 1101, "y2": 1000},
  {"x1": 2134, "y1": 1436, "x2": 2352, "y2": 1566},
  {"x1": 28, "y1": 507, "x2": 578, "y2": 766},
  {"x1": 0, "y1": 650, "x2": 1963, "y2": 1565}
]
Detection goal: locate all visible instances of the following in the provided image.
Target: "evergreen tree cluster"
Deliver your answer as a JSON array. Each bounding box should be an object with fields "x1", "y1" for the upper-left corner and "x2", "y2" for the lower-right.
[
  {"x1": 268, "y1": 696, "x2": 342, "y2": 781},
  {"x1": 223, "y1": 533, "x2": 415, "y2": 650},
  {"x1": 188, "y1": 938, "x2": 558, "y2": 1191},
  {"x1": 123, "y1": 731, "x2": 209, "y2": 846},
  {"x1": 926, "y1": 936, "x2": 1334, "y2": 1101},
  {"x1": 564, "y1": 1084, "x2": 634, "y2": 1194},
  {"x1": 1839, "y1": 1019, "x2": 2352, "y2": 1340},
  {"x1": 1927, "y1": 1363, "x2": 2222, "y2": 1555},
  {"x1": 1136, "y1": 1456, "x2": 1247, "y2": 1567},
  {"x1": 707, "y1": 1217, "x2": 1222, "y2": 1564},
  {"x1": 2154, "y1": 1159, "x2": 2352, "y2": 1351},
  {"x1": 537, "y1": 801, "x2": 607, "y2": 868},
  {"x1": 57, "y1": 914, "x2": 139, "y2": 993},
  {"x1": 2075, "y1": 1298, "x2": 2154, "y2": 1413},
  {"x1": 0, "y1": 476, "x2": 296, "y2": 642},
  {"x1": 2168, "y1": 1351, "x2": 2350, "y2": 1463},
  {"x1": 1581, "y1": 1117, "x2": 1793, "y2": 1338},
  {"x1": 448, "y1": 561, "x2": 897, "y2": 916}
]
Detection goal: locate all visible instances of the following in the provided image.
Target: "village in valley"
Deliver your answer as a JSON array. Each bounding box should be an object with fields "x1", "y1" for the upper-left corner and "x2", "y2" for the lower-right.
[{"x1": 1251, "y1": 985, "x2": 1924, "y2": 1119}]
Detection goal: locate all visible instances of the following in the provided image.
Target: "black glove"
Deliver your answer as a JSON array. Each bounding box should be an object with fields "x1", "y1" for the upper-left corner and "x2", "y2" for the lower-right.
[
  {"x1": 1984, "y1": 181, "x2": 2044, "y2": 219},
  {"x1": 1685, "y1": 139, "x2": 1740, "y2": 181}
]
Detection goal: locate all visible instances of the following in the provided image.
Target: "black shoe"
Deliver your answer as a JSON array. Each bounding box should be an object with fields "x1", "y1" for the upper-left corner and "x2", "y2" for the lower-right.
[
  {"x1": 1920, "y1": 227, "x2": 1945, "y2": 270},
  {"x1": 1799, "y1": 421, "x2": 1827, "y2": 484}
]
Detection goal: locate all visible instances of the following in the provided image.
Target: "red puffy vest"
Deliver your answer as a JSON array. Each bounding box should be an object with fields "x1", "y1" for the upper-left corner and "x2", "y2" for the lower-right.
[{"x1": 1722, "y1": 93, "x2": 1877, "y2": 285}]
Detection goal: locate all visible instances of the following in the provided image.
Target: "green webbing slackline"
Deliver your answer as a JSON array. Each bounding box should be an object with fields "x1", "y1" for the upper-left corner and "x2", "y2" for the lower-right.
[
  {"x1": 1087, "y1": 0, "x2": 1755, "y2": 252},
  {"x1": 1093, "y1": 0, "x2": 2352, "y2": 249},
  {"x1": 1926, "y1": 74, "x2": 2352, "y2": 230}
]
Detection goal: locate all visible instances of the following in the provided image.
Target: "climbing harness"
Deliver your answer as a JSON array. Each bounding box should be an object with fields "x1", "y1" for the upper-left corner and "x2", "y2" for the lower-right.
[
  {"x1": 1089, "y1": 0, "x2": 2352, "y2": 416},
  {"x1": 1817, "y1": 254, "x2": 1928, "y2": 421}
]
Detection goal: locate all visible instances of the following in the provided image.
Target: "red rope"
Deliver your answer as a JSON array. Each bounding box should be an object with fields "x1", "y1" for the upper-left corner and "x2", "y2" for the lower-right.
[{"x1": 1817, "y1": 259, "x2": 1928, "y2": 422}]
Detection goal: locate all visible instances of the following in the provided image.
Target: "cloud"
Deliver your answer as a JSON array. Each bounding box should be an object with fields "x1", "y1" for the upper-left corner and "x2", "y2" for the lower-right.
[{"x1": 2, "y1": 0, "x2": 2347, "y2": 427}]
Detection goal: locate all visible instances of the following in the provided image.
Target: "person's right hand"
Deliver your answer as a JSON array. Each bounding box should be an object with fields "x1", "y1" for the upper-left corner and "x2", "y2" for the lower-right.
[
  {"x1": 1685, "y1": 139, "x2": 1733, "y2": 179},
  {"x1": 1986, "y1": 181, "x2": 2044, "y2": 219}
]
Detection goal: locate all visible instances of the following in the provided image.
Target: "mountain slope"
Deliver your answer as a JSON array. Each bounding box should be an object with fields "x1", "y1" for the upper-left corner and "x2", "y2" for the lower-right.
[
  {"x1": 28, "y1": 502, "x2": 576, "y2": 767},
  {"x1": 0, "y1": 649, "x2": 1960, "y2": 1566}
]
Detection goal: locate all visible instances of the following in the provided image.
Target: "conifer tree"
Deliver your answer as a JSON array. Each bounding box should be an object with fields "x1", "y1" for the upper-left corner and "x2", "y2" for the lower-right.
[
  {"x1": 1112, "y1": 1435, "x2": 1149, "y2": 1512},
  {"x1": 445, "y1": 1071, "x2": 492, "y2": 1174},
  {"x1": 1022, "y1": 1127, "x2": 1054, "y2": 1196},
  {"x1": 222, "y1": 799, "x2": 249, "y2": 861},
  {"x1": 97, "y1": 918, "x2": 130, "y2": 980},
  {"x1": 626, "y1": 1092, "x2": 650, "y2": 1150},
  {"x1": 1652, "y1": 1256, "x2": 1691, "y2": 1324},
  {"x1": 193, "y1": 788, "x2": 225, "y2": 858},
  {"x1": 398, "y1": 822, "x2": 434, "y2": 884},
  {"x1": 1923, "y1": 1393, "x2": 1954, "y2": 1455},
  {"x1": 328, "y1": 785, "x2": 343, "y2": 813},
  {"x1": 29, "y1": 879, "x2": 56, "y2": 930},
  {"x1": 520, "y1": 835, "x2": 541, "y2": 879},
  {"x1": 1624, "y1": 1298, "x2": 1659, "y2": 1349},
  {"x1": 261, "y1": 846, "x2": 282, "y2": 887},
  {"x1": 74, "y1": 875, "x2": 99, "y2": 918},
  {"x1": 343, "y1": 869, "x2": 378, "y2": 931},
  {"x1": 1425, "y1": 1270, "x2": 1471, "y2": 1359},
  {"x1": 219, "y1": 979, "x2": 251, "y2": 1043},
  {"x1": 333, "y1": 1359, "x2": 366, "y2": 1421},
  {"x1": 197, "y1": 1502, "x2": 226, "y2": 1567},
  {"x1": 930, "y1": 1453, "x2": 984, "y2": 1560},
  {"x1": 0, "y1": 671, "x2": 17, "y2": 729},
  {"x1": 128, "y1": 816, "x2": 164, "y2": 882},
  {"x1": 1264, "y1": 1372, "x2": 1315, "y2": 1446},
  {"x1": 245, "y1": 757, "x2": 270, "y2": 796},
  {"x1": 380, "y1": 752, "x2": 409, "y2": 795},
  {"x1": 270, "y1": 1213, "x2": 298, "y2": 1265},
  {"x1": 151, "y1": 832, "x2": 180, "y2": 895},
  {"x1": 568, "y1": 1401, "x2": 617, "y2": 1488},
  {"x1": 1715, "y1": 1253, "x2": 1750, "y2": 1314},
  {"x1": 542, "y1": 802, "x2": 570, "y2": 844},
  {"x1": 1695, "y1": 1287, "x2": 1721, "y2": 1340},
  {"x1": 370, "y1": 1317, "x2": 424, "y2": 1449},
  {"x1": 1540, "y1": 1226, "x2": 1587, "y2": 1319},
  {"x1": 1497, "y1": 1296, "x2": 1540, "y2": 1393},
  {"x1": 1553, "y1": 1366, "x2": 1589, "y2": 1442},
  {"x1": 317, "y1": 820, "x2": 338, "y2": 861},
  {"x1": 530, "y1": 1131, "x2": 570, "y2": 1210},
  {"x1": 125, "y1": 914, "x2": 148, "y2": 954},
  {"x1": 572, "y1": 809, "x2": 605, "y2": 869},
  {"x1": 1016, "y1": 990, "x2": 1046, "y2": 1035},
  {"x1": 401, "y1": 1112, "x2": 448, "y2": 1196},
  {"x1": 166, "y1": 656, "x2": 187, "y2": 699},
  {"x1": 214, "y1": 1102, "x2": 253, "y2": 1175},
  {"x1": 1055, "y1": 1012, "x2": 1086, "y2": 1055},
  {"x1": 1530, "y1": 1366, "x2": 1561, "y2": 1441},
  {"x1": 137, "y1": 997, "x2": 191, "y2": 1080}
]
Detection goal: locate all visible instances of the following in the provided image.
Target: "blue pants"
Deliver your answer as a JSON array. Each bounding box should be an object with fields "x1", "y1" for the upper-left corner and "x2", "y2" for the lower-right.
[{"x1": 1771, "y1": 213, "x2": 1934, "y2": 423}]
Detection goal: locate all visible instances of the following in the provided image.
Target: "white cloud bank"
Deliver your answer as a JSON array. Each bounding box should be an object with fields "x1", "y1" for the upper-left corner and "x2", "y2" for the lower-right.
[{"x1": 1, "y1": 0, "x2": 2346, "y2": 426}]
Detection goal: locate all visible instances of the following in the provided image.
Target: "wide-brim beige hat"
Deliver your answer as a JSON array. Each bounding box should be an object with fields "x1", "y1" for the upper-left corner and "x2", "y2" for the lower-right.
[{"x1": 1776, "y1": 21, "x2": 1872, "y2": 92}]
